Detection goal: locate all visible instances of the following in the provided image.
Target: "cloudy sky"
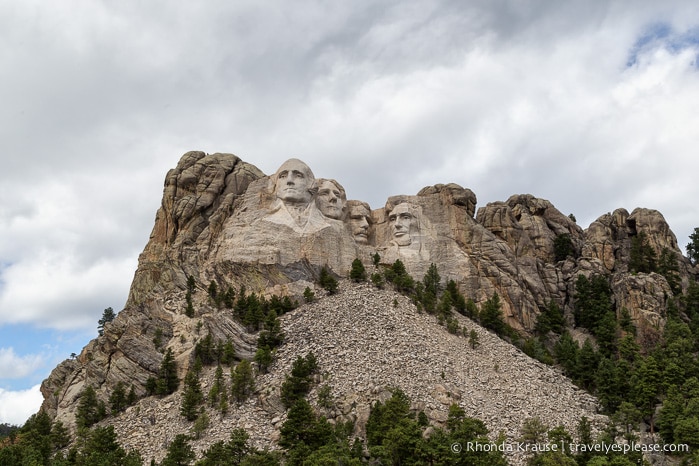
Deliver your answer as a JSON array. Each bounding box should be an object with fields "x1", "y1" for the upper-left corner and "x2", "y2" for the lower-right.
[{"x1": 1, "y1": 0, "x2": 698, "y2": 425}]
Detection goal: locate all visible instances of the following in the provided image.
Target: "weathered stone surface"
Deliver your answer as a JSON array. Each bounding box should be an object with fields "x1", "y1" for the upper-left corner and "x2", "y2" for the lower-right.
[
  {"x1": 39, "y1": 152, "x2": 697, "y2": 464},
  {"x1": 416, "y1": 183, "x2": 477, "y2": 218},
  {"x1": 105, "y1": 282, "x2": 604, "y2": 465},
  {"x1": 130, "y1": 151, "x2": 264, "y2": 305},
  {"x1": 612, "y1": 272, "x2": 671, "y2": 322}
]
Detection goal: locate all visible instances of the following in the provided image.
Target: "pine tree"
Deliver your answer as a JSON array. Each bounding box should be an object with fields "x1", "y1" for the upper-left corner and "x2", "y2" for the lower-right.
[
  {"x1": 658, "y1": 247, "x2": 681, "y2": 295},
  {"x1": 254, "y1": 346, "x2": 273, "y2": 374},
  {"x1": 280, "y1": 353, "x2": 319, "y2": 409},
  {"x1": 257, "y1": 310, "x2": 284, "y2": 350},
  {"x1": 631, "y1": 355, "x2": 661, "y2": 432},
  {"x1": 687, "y1": 227, "x2": 699, "y2": 266},
  {"x1": 199, "y1": 428, "x2": 255, "y2": 465},
  {"x1": 629, "y1": 231, "x2": 657, "y2": 273},
  {"x1": 479, "y1": 293, "x2": 505, "y2": 335},
  {"x1": 50, "y1": 420, "x2": 70, "y2": 451},
  {"x1": 370, "y1": 272, "x2": 385, "y2": 289},
  {"x1": 519, "y1": 417, "x2": 548, "y2": 445},
  {"x1": 534, "y1": 300, "x2": 565, "y2": 335},
  {"x1": 446, "y1": 280, "x2": 467, "y2": 315},
  {"x1": 619, "y1": 307, "x2": 636, "y2": 335},
  {"x1": 97, "y1": 307, "x2": 116, "y2": 336},
  {"x1": 574, "y1": 274, "x2": 613, "y2": 331},
  {"x1": 438, "y1": 291, "x2": 453, "y2": 319},
  {"x1": 180, "y1": 370, "x2": 204, "y2": 421},
  {"x1": 279, "y1": 398, "x2": 333, "y2": 451},
  {"x1": 349, "y1": 258, "x2": 367, "y2": 282},
  {"x1": 220, "y1": 340, "x2": 236, "y2": 366},
  {"x1": 594, "y1": 311, "x2": 619, "y2": 357},
  {"x1": 468, "y1": 329, "x2": 480, "y2": 349},
  {"x1": 242, "y1": 292, "x2": 265, "y2": 330},
  {"x1": 465, "y1": 298, "x2": 479, "y2": 320},
  {"x1": 595, "y1": 357, "x2": 623, "y2": 412},
  {"x1": 553, "y1": 331, "x2": 579, "y2": 377},
  {"x1": 613, "y1": 401, "x2": 643, "y2": 442},
  {"x1": 618, "y1": 334, "x2": 640, "y2": 363},
  {"x1": 303, "y1": 287, "x2": 315, "y2": 303},
  {"x1": 193, "y1": 333, "x2": 216, "y2": 366},
  {"x1": 575, "y1": 416, "x2": 594, "y2": 465},
  {"x1": 223, "y1": 286, "x2": 236, "y2": 308},
  {"x1": 553, "y1": 233, "x2": 574, "y2": 261},
  {"x1": 80, "y1": 425, "x2": 143, "y2": 466},
  {"x1": 657, "y1": 386, "x2": 684, "y2": 444},
  {"x1": 218, "y1": 390, "x2": 229, "y2": 418},
  {"x1": 547, "y1": 425, "x2": 573, "y2": 456},
  {"x1": 422, "y1": 263, "x2": 441, "y2": 297},
  {"x1": 207, "y1": 281, "x2": 218, "y2": 300},
  {"x1": 156, "y1": 348, "x2": 179, "y2": 396},
  {"x1": 235, "y1": 285, "x2": 248, "y2": 320},
  {"x1": 76, "y1": 385, "x2": 104, "y2": 428},
  {"x1": 109, "y1": 382, "x2": 128, "y2": 414},
  {"x1": 319, "y1": 266, "x2": 338, "y2": 294},
  {"x1": 185, "y1": 291, "x2": 195, "y2": 318},
  {"x1": 186, "y1": 275, "x2": 196, "y2": 293},
  {"x1": 384, "y1": 259, "x2": 415, "y2": 293},
  {"x1": 161, "y1": 434, "x2": 195, "y2": 466},
  {"x1": 231, "y1": 360, "x2": 255, "y2": 403},
  {"x1": 209, "y1": 366, "x2": 224, "y2": 408},
  {"x1": 575, "y1": 339, "x2": 600, "y2": 390},
  {"x1": 191, "y1": 411, "x2": 210, "y2": 439},
  {"x1": 127, "y1": 384, "x2": 137, "y2": 406}
]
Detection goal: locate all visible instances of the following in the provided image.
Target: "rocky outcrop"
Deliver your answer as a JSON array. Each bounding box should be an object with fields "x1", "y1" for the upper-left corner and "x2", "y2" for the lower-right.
[
  {"x1": 581, "y1": 207, "x2": 686, "y2": 275},
  {"x1": 130, "y1": 151, "x2": 264, "y2": 305},
  {"x1": 105, "y1": 282, "x2": 603, "y2": 465},
  {"x1": 39, "y1": 152, "x2": 697, "y2": 458}
]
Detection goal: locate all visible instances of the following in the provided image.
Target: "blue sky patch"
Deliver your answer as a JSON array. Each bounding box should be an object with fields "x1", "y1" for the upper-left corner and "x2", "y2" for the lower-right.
[
  {"x1": 0, "y1": 324, "x2": 93, "y2": 391},
  {"x1": 628, "y1": 22, "x2": 699, "y2": 67}
]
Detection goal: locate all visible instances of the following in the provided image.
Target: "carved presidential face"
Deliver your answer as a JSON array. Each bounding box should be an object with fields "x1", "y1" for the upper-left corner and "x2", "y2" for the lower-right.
[
  {"x1": 274, "y1": 159, "x2": 314, "y2": 205},
  {"x1": 388, "y1": 203, "x2": 417, "y2": 246},
  {"x1": 348, "y1": 204, "x2": 371, "y2": 244},
  {"x1": 316, "y1": 179, "x2": 346, "y2": 219}
]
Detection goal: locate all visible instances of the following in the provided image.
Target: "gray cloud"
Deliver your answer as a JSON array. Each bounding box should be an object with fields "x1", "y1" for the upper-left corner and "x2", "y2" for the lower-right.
[{"x1": 1, "y1": 0, "x2": 699, "y2": 334}]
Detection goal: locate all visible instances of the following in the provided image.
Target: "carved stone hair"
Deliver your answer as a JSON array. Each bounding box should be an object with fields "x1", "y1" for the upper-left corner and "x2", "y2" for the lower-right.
[
  {"x1": 271, "y1": 158, "x2": 317, "y2": 195},
  {"x1": 316, "y1": 178, "x2": 347, "y2": 201}
]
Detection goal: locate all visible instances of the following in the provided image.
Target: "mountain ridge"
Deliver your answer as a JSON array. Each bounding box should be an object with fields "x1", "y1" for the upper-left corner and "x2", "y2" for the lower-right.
[{"x1": 34, "y1": 151, "x2": 698, "y2": 464}]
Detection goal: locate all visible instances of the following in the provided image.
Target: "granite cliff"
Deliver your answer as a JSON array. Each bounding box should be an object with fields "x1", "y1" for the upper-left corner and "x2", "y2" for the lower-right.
[{"x1": 39, "y1": 152, "x2": 697, "y2": 462}]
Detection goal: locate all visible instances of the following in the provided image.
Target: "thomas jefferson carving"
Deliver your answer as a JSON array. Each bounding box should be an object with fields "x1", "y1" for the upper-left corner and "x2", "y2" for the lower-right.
[{"x1": 316, "y1": 179, "x2": 347, "y2": 220}]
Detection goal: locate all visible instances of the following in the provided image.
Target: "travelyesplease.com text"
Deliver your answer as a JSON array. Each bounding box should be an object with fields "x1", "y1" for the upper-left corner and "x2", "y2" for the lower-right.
[{"x1": 451, "y1": 441, "x2": 689, "y2": 455}]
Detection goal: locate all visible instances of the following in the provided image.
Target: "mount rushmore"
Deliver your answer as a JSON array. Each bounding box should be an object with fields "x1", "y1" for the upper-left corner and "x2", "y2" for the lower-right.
[{"x1": 40, "y1": 151, "x2": 695, "y2": 438}]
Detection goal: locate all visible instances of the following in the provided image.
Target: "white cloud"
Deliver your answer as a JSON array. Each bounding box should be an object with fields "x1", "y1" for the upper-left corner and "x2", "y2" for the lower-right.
[
  {"x1": 0, "y1": 385, "x2": 43, "y2": 426},
  {"x1": 0, "y1": 348, "x2": 44, "y2": 380},
  {"x1": 0, "y1": 252, "x2": 134, "y2": 330},
  {"x1": 0, "y1": 0, "x2": 698, "y2": 335}
]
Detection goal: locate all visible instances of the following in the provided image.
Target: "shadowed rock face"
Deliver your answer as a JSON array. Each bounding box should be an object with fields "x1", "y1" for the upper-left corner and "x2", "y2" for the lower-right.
[{"x1": 40, "y1": 152, "x2": 696, "y2": 438}]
